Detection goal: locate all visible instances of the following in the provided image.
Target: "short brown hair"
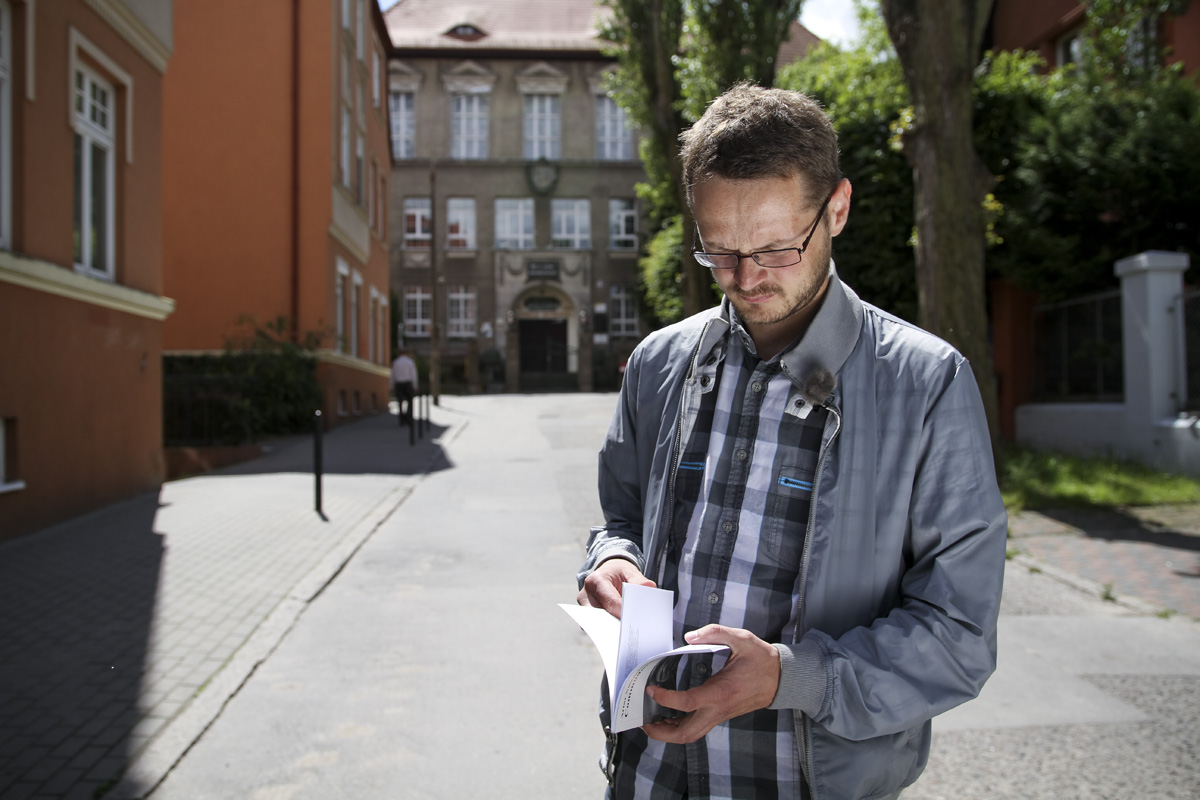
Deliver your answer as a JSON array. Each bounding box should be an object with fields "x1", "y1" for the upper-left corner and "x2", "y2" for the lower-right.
[{"x1": 679, "y1": 83, "x2": 841, "y2": 209}]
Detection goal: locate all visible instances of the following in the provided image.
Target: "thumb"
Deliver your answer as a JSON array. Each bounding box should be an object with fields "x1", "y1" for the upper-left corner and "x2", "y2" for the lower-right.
[{"x1": 684, "y1": 624, "x2": 734, "y2": 646}]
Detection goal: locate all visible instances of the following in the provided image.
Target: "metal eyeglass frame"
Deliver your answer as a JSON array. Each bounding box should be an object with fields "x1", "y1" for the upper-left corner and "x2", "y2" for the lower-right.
[{"x1": 691, "y1": 186, "x2": 837, "y2": 270}]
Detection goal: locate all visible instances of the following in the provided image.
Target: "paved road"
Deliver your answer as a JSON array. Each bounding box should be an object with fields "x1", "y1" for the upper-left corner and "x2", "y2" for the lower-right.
[{"x1": 4, "y1": 394, "x2": 1198, "y2": 799}]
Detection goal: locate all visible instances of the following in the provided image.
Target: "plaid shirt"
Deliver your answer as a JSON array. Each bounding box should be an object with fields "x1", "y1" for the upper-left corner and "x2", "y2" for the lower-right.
[{"x1": 612, "y1": 318, "x2": 826, "y2": 800}]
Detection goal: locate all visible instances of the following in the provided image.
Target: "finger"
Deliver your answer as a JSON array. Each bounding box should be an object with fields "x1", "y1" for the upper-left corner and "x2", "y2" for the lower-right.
[
  {"x1": 683, "y1": 624, "x2": 739, "y2": 647},
  {"x1": 584, "y1": 574, "x2": 625, "y2": 618},
  {"x1": 643, "y1": 710, "x2": 719, "y2": 744},
  {"x1": 646, "y1": 685, "x2": 702, "y2": 714}
]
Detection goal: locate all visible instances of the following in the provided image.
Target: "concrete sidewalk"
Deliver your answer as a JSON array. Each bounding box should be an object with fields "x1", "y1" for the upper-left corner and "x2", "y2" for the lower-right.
[{"x1": 0, "y1": 408, "x2": 460, "y2": 800}]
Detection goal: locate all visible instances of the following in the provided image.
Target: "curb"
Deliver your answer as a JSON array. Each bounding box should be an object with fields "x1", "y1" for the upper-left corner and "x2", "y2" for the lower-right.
[
  {"x1": 1009, "y1": 552, "x2": 1170, "y2": 617},
  {"x1": 110, "y1": 416, "x2": 469, "y2": 799}
]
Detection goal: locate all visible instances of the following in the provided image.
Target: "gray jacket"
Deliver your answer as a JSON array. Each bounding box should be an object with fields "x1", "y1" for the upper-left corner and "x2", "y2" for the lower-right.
[{"x1": 579, "y1": 271, "x2": 1007, "y2": 800}]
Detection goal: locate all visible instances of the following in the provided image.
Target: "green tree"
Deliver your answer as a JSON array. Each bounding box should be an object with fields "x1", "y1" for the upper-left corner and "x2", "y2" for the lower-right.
[
  {"x1": 601, "y1": 0, "x2": 806, "y2": 323},
  {"x1": 880, "y1": 0, "x2": 1001, "y2": 446}
]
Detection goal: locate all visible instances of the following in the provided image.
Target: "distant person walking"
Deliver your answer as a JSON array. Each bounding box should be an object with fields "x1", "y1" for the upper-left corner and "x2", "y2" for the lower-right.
[{"x1": 391, "y1": 349, "x2": 418, "y2": 426}]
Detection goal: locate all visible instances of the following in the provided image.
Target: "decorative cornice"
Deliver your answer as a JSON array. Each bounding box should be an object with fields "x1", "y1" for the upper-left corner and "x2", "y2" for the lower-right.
[
  {"x1": 83, "y1": 0, "x2": 172, "y2": 74},
  {"x1": 316, "y1": 348, "x2": 391, "y2": 378},
  {"x1": 0, "y1": 250, "x2": 175, "y2": 321},
  {"x1": 516, "y1": 61, "x2": 568, "y2": 94}
]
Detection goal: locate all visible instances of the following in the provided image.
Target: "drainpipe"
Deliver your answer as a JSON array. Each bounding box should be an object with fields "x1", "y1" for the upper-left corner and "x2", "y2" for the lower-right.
[{"x1": 290, "y1": 0, "x2": 301, "y2": 342}]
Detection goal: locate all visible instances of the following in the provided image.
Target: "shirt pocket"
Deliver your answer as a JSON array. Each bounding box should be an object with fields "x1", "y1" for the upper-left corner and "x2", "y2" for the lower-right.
[{"x1": 762, "y1": 465, "x2": 813, "y2": 570}]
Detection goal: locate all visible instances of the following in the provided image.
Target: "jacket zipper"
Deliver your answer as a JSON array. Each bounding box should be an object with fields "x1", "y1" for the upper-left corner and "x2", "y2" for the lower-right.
[
  {"x1": 648, "y1": 322, "x2": 713, "y2": 586},
  {"x1": 795, "y1": 398, "x2": 842, "y2": 800}
]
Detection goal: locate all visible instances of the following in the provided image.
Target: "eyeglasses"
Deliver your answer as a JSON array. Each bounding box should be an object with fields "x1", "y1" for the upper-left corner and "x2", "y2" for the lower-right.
[{"x1": 691, "y1": 187, "x2": 836, "y2": 270}]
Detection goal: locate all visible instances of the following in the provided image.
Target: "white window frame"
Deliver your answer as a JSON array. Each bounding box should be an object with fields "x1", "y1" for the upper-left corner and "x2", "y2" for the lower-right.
[
  {"x1": 351, "y1": 270, "x2": 363, "y2": 358},
  {"x1": 336, "y1": 260, "x2": 350, "y2": 352},
  {"x1": 389, "y1": 90, "x2": 414, "y2": 160},
  {"x1": 72, "y1": 63, "x2": 116, "y2": 279},
  {"x1": 609, "y1": 198, "x2": 637, "y2": 250},
  {"x1": 342, "y1": 0, "x2": 351, "y2": 30},
  {"x1": 551, "y1": 198, "x2": 590, "y2": 250},
  {"x1": 447, "y1": 285, "x2": 477, "y2": 338},
  {"x1": 446, "y1": 197, "x2": 476, "y2": 250},
  {"x1": 1, "y1": 0, "x2": 11, "y2": 249},
  {"x1": 450, "y1": 92, "x2": 489, "y2": 159},
  {"x1": 403, "y1": 197, "x2": 432, "y2": 249},
  {"x1": 404, "y1": 285, "x2": 432, "y2": 338},
  {"x1": 596, "y1": 95, "x2": 633, "y2": 161},
  {"x1": 610, "y1": 285, "x2": 638, "y2": 337},
  {"x1": 378, "y1": 295, "x2": 389, "y2": 364},
  {"x1": 495, "y1": 198, "x2": 534, "y2": 250},
  {"x1": 523, "y1": 93, "x2": 560, "y2": 160}
]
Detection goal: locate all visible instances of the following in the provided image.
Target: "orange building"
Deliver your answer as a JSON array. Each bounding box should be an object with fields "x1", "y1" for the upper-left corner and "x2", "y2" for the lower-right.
[
  {"x1": 162, "y1": 0, "x2": 394, "y2": 426},
  {"x1": 0, "y1": 0, "x2": 174, "y2": 540},
  {"x1": 990, "y1": 0, "x2": 1200, "y2": 73}
]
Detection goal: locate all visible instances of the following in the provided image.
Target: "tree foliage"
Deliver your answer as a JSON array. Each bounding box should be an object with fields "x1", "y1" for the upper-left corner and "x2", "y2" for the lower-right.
[{"x1": 601, "y1": 0, "x2": 806, "y2": 324}]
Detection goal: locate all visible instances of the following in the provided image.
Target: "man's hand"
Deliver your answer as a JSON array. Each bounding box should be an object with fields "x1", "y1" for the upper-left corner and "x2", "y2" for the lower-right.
[
  {"x1": 642, "y1": 624, "x2": 781, "y2": 744},
  {"x1": 576, "y1": 558, "x2": 655, "y2": 619}
]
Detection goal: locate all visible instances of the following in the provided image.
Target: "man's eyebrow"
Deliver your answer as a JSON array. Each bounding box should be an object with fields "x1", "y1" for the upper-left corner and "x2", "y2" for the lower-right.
[{"x1": 700, "y1": 232, "x2": 800, "y2": 253}]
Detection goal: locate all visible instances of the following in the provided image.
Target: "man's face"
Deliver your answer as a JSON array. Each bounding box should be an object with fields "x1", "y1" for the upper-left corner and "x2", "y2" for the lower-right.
[{"x1": 692, "y1": 175, "x2": 850, "y2": 337}]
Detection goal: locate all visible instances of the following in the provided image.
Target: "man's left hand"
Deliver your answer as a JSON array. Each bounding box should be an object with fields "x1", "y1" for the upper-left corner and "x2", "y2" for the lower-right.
[{"x1": 642, "y1": 624, "x2": 781, "y2": 744}]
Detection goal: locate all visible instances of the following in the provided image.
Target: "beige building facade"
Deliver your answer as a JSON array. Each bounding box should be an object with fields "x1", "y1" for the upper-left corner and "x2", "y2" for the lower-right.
[{"x1": 383, "y1": 0, "x2": 645, "y2": 393}]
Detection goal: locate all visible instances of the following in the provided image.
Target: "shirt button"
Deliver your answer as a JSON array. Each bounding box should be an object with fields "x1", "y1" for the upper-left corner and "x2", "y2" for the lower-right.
[
  {"x1": 700, "y1": 375, "x2": 710, "y2": 387},
  {"x1": 795, "y1": 397, "x2": 805, "y2": 407},
  {"x1": 736, "y1": 448, "x2": 748, "y2": 461},
  {"x1": 721, "y1": 520, "x2": 734, "y2": 533},
  {"x1": 708, "y1": 592, "x2": 719, "y2": 604},
  {"x1": 752, "y1": 381, "x2": 763, "y2": 393},
  {"x1": 695, "y1": 662, "x2": 710, "y2": 677}
]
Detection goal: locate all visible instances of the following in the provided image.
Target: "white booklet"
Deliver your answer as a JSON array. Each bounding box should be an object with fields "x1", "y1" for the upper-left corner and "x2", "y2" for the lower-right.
[{"x1": 560, "y1": 583, "x2": 729, "y2": 732}]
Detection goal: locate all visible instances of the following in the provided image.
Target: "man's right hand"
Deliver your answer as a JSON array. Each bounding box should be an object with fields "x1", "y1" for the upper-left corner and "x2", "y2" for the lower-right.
[{"x1": 577, "y1": 558, "x2": 656, "y2": 619}]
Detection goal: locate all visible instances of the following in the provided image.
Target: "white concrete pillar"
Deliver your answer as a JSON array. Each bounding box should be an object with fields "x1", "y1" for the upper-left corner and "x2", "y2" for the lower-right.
[{"x1": 1115, "y1": 250, "x2": 1190, "y2": 431}]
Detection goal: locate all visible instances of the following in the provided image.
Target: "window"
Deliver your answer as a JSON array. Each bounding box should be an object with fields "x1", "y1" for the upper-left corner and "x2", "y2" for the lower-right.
[
  {"x1": 351, "y1": 270, "x2": 362, "y2": 357},
  {"x1": 355, "y1": 132, "x2": 364, "y2": 205},
  {"x1": 378, "y1": 175, "x2": 387, "y2": 236},
  {"x1": 446, "y1": 198, "x2": 476, "y2": 250},
  {"x1": 610, "y1": 285, "x2": 638, "y2": 337},
  {"x1": 523, "y1": 94, "x2": 560, "y2": 159},
  {"x1": 552, "y1": 199, "x2": 590, "y2": 249},
  {"x1": 1, "y1": 0, "x2": 10, "y2": 248},
  {"x1": 609, "y1": 199, "x2": 638, "y2": 250},
  {"x1": 357, "y1": 0, "x2": 366, "y2": 60},
  {"x1": 389, "y1": 91, "x2": 414, "y2": 160},
  {"x1": 368, "y1": 290, "x2": 377, "y2": 363},
  {"x1": 73, "y1": 65, "x2": 116, "y2": 278},
  {"x1": 403, "y1": 197, "x2": 431, "y2": 248},
  {"x1": 377, "y1": 295, "x2": 389, "y2": 364},
  {"x1": 336, "y1": 261, "x2": 349, "y2": 352},
  {"x1": 367, "y1": 160, "x2": 376, "y2": 227},
  {"x1": 1056, "y1": 26, "x2": 1084, "y2": 67},
  {"x1": 0, "y1": 417, "x2": 22, "y2": 493},
  {"x1": 372, "y1": 50, "x2": 381, "y2": 108},
  {"x1": 341, "y1": 108, "x2": 351, "y2": 188},
  {"x1": 341, "y1": 52, "x2": 353, "y2": 188},
  {"x1": 495, "y1": 198, "x2": 534, "y2": 250},
  {"x1": 404, "y1": 285, "x2": 432, "y2": 338},
  {"x1": 451, "y1": 92, "x2": 488, "y2": 159},
  {"x1": 447, "y1": 285, "x2": 477, "y2": 338},
  {"x1": 596, "y1": 95, "x2": 633, "y2": 161},
  {"x1": 341, "y1": 0, "x2": 351, "y2": 30}
]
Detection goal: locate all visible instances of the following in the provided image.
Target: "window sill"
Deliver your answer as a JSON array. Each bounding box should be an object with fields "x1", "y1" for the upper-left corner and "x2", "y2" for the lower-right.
[
  {"x1": 609, "y1": 249, "x2": 638, "y2": 258},
  {"x1": 0, "y1": 480, "x2": 27, "y2": 495},
  {"x1": 446, "y1": 250, "x2": 477, "y2": 259}
]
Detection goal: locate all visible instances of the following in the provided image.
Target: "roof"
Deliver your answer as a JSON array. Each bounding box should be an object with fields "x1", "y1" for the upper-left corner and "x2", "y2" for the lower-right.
[
  {"x1": 384, "y1": 0, "x2": 613, "y2": 53},
  {"x1": 777, "y1": 20, "x2": 821, "y2": 68}
]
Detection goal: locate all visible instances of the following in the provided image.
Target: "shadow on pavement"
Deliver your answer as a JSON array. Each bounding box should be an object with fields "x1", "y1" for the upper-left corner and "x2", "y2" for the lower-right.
[
  {"x1": 0, "y1": 493, "x2": 162, "y2": 798},
  {"x1": 1037, "y1": 506, "x2": 1200, "y2": 579},
  {"x1": 211, "y1": 410, "x2": 456, "y2": 478}
]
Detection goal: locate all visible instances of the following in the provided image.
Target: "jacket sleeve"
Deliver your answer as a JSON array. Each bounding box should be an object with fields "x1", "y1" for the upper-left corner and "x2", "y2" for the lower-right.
[
  {"x1": 770, "y1": 357, "x2": 1008, "y2": 740},
  {"x1": 576, "y1": 345, "x2": 650, "y2": 588}
]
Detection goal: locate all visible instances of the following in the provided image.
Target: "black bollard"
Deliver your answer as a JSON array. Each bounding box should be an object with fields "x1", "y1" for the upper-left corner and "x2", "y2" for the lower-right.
[{"x1": 313, "y1": 410, "x2": 323, "y2": 515}]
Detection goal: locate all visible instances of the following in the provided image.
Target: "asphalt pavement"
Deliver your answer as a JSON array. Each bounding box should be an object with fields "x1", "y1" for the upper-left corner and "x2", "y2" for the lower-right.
[{"x1": 1, "y1": 393, "x2": 1198, "y2": 800}]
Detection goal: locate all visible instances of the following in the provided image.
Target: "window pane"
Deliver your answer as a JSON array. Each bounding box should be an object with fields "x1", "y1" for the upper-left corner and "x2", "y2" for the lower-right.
[
  {"x1": 90, "y1": 142, "x2": 108, "y2": 272},
  {"x1": 73, "y1": 133, "x2": 83, "y2": 264}
]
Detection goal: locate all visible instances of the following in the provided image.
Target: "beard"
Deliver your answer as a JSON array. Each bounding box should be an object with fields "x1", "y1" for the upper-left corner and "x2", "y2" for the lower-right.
[{"x1": 728, "y1": 242, "x2": 832, "y2": 328}]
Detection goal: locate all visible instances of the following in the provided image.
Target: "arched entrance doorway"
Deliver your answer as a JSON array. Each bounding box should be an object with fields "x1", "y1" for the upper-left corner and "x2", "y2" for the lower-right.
[{"x1": 509, "y1": 285, "x2": 579, "y2": 392}]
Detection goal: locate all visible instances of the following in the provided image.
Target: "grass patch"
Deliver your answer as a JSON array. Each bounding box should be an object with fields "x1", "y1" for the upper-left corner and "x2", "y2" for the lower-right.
[{"x1": 998, "y1": 446, "x2": 1200, "y2": 513}]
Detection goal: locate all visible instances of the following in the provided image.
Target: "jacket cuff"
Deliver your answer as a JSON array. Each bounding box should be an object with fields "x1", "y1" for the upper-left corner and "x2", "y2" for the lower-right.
[{"x1": 769, "y1": 636, "x2": 829, "y2": 717}]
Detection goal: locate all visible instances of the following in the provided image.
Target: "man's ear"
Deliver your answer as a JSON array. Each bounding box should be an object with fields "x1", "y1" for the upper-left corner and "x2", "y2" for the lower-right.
[{"x1": 828, "y1": 179, "x2": 852, "y2": 238}]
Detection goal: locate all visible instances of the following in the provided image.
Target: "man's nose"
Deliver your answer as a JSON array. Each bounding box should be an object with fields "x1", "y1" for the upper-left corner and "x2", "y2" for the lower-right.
[{"x1": 732, "y1": 255, "x2": 766, "y2": 286}]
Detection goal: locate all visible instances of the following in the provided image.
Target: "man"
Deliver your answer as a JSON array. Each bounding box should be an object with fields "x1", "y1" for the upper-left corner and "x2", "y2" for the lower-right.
[
  {"x1": 576, "y1": 84, "x2": 1006, "y2": 800},
  {"x1": 390, "y1": 348, "x2": 418, "y2": 426}
]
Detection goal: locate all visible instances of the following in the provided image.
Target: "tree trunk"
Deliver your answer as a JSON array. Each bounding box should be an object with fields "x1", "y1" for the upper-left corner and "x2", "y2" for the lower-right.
[{"x1": 880, "y1": 0, "x2": 1001, "y2": 448}]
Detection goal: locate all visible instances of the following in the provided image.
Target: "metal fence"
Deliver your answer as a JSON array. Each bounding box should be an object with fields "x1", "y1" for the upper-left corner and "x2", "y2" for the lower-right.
[
  {"x1": 163, "y1": 374, "x2": 258, "y2": 447},
  {"x1": 1185, "y1": 289, "x2": 1200, "y2": 412},
  {"x1": 1032, "y1": 289, "x2": 1124, "y2": 402}
]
